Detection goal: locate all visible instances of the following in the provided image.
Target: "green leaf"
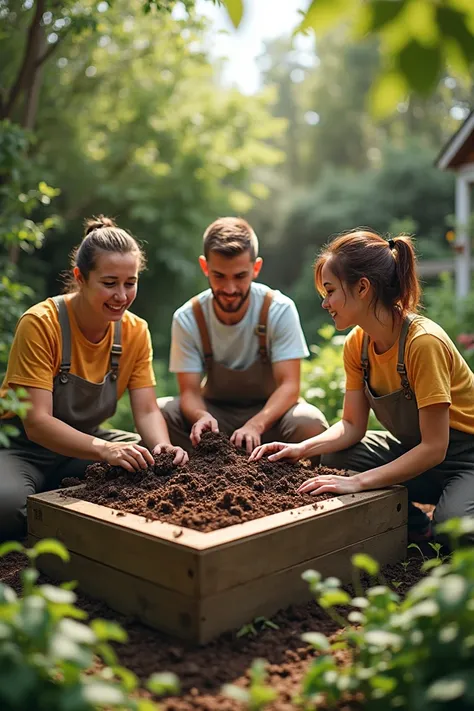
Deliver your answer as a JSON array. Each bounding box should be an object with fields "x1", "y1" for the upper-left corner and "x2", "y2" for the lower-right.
[
  {"x1": 147, "y1": 671, "x2": 180, "y2": 697},
  {"x1": 427, "y1": 677, "x2": 466, "y2": 702},
  {"x1": 111, "y1": 665, "x2": 138, "y2": 692},
  {"x1": 398, "y1": 40, "x2": 442, "y2": 94},
  {"x1": 39, "y1": 584, "x2": 76, "y2": 604},
  {"x1": 366, "y1": 0, "x2": 408, "y2": 32},
  {"x1": 31, "y1": 538, "x2": 69, "y2": 562},
  {"x1": 352, "y1": 553, "x2": 379, "y2": 577},
  {"x1": 364, "y1": 630, "x2": 403, "y2": 648},
  {"x1": 82, "y1": 681, "x2": 126, "y2": 705},
  {"x1": 222, "y1": 684, "x2": 249, "y2": 703},
  {"x1": 437, "y1": 7, "x2": 474, "y2": 66},
  {"x1": 301, "y1": 632, "x2": 331, "y2": 651},
  {"x1": 90, "y1": 618, "x2": 128, "y2": 643},
  {"x1": 299, "y1": 0, "x2": 353, "y2": 35},
  {"x1": 301, "y1": 569, "x2": 322, "y2": 585},
  {"x1": 223, "y1": 0, "x2": 244, "y2": 28},
  {"x1": 58, "y1": 618, "x2": 97, "y2": 645},
  {"x1": 369, "y1": 70, "x2": 407, "y2": 118},
  {"x1": 0, "y1": 541, "x2": 24, "y2": 557},
  {"x1": 319, "y1": 590, "x2": 351, "y2": 608}
]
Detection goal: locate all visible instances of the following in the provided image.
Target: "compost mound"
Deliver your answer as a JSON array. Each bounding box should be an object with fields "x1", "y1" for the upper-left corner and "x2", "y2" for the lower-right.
[{"x1": 70, "y1": 431, "x2": 350, "y2": 532}]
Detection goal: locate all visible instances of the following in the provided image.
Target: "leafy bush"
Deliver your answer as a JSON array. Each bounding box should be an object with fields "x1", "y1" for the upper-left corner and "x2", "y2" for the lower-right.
[
  {"x1": 222, "y1": 658, "x2": 278, "y2": 710},
  {"x1": 0, "y1": 538, "x2": 179, "y2": 710},
  {"x1": 301, "y1": 324, "x2": 380, "y2": 429},
  {"x1": 297, "y1": 518, "x2": 474, "y2": 710}
]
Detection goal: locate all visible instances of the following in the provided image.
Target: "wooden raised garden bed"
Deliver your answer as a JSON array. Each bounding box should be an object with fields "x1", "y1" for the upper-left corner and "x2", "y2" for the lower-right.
[{"x1": 27, "y1": 484, "x2": 407, "y2": 644}]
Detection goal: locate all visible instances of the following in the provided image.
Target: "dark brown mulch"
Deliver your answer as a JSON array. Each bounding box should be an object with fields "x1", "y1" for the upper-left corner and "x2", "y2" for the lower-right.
[
  {"x1": 64, "y1": 431, "x2": 350, "y2": 532},
  {"x1": 0, "y1": 551, "x2": 424, "y2": 711}
]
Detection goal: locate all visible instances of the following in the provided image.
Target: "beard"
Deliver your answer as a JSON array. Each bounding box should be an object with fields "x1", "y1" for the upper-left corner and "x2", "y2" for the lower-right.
[{"x1": 211, "y1": 285, "x2": 251, "y2": 313}]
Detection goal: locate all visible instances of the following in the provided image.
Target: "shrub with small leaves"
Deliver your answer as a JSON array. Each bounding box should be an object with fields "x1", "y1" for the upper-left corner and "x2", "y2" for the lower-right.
[
  {"x1": 0, "y1": 539, "x2": 179, "y2": 710},
  {"x1": 298, "y1": 518, "x2": 474, "y2": 710}
]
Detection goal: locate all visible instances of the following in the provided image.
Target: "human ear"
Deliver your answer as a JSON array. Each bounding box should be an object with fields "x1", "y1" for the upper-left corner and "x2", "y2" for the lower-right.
[
  {"x1": 73, "y1": 266, "x2": 85, "y2": 287},
  {"x1": 198, "y1": 255, "x2": 209, "y2": 277},
  {"x1": 253, "y1": 257, "x2": 263, "y2": 278},
  {"x1": 358, "y1": 277, "x2": 371, "y2": 299}
]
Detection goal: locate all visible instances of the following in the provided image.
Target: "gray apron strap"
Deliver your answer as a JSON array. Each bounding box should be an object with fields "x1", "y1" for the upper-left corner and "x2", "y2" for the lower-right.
[
  {"x1": 52, "y1": 295, "x2": 122, "y2": 382},
  {"x1": 360, "y1": 313, "x2": 415, "y2": 399},
  {"x1": 52, "y1": 295, "x2": 72, "y2": 383},
  {"x1": 192, "y1": 297, "x2": 213, "y2": 371},
  {"x1": 396, "y1": 313, "x2": 415, "y2": 400},
  {"x1": 255, "y1": 290, "x2": 273, "y2": 364}
]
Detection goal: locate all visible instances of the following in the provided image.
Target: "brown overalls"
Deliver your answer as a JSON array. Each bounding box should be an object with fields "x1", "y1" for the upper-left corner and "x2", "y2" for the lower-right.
[{"x1": 160, "y1": 291, "x2": 328, "y2": 452}]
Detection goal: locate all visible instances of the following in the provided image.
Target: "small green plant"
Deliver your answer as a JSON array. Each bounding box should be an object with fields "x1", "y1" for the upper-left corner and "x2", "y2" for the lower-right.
[
  {"x1": 222, "y1": 658, "x2": 278, "y2": 710},
  {"x1": 0, "y1": 539, "x2": 179, "y2": 710},
  {"x1": 297, "y1": 517, "x2": 474, "y2": 710},
  {"x1": 237, "y1": 616, "x2": 279, "y2": 638}
]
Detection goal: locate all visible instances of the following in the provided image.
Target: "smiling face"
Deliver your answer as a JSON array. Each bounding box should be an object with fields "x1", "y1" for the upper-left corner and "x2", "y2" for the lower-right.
[
  {"x1": 199, "y1": 250, "x2": 262, "y2": 318},
  {"x1": 320, "y1": 260, "x2": 369, "y2": 330},
  {"x1": 74, "y1": 250, "x2": 139, "y2": 324}
]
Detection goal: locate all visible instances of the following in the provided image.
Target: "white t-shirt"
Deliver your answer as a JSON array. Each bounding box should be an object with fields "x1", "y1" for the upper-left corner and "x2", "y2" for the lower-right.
[{"x1": 169, "y1": 282, "x2": 309, "y2": 373}]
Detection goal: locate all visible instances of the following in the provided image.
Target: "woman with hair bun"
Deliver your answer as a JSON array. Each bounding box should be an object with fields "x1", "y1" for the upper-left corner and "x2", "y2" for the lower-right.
[
  {"x1": 0, "y1": 215, "x2": 188, "y2": 541},
  {"x1": 251, "y1": 228, "x2": 474, "y2": 544}
]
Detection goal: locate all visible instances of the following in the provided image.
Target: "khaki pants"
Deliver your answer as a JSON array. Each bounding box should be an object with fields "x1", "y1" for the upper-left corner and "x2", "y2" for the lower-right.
[{"x1": 158, "y1": 396, "x2": 328, "y2": 453}]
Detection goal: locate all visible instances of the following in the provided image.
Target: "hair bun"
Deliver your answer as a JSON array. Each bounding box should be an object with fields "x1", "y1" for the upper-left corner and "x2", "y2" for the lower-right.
[{"x1": 84, "y1": 215, "x2": 116, "y2": 236}]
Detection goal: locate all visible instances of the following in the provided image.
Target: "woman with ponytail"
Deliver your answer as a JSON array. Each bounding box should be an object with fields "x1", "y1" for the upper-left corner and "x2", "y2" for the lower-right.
[
  {"x1": 251, "y1": 228, "x2": 474, "y2": 544},
  {"x1": 0, "y1": 216, "x2": 188, "y2": 541}
]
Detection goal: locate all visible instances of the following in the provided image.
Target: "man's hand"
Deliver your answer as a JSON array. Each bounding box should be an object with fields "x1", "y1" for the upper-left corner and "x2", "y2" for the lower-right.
[
  {"x1": 190, "y1": 413, "x2": 219, "y2": 446},
  {"x1": 152, "y1": 443, "x2": 189, "y2": 466},
  {"x1": 231, "y1": 422, "x2": 263, "y2": 454},
  {"x1": 249, "y1": 441, "x2": 305, "y2": 462},
  {"x1": 297, "y1": 473, "x2": 362, "y2": 496}
]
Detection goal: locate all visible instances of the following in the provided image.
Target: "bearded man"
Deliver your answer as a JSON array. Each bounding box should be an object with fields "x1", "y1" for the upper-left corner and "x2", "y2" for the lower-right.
[{"x1": 158, "y1": 217, "x2": 328, "y2": 454}]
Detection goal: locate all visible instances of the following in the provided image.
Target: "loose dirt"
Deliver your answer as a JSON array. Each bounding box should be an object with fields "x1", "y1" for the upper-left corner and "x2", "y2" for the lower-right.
[
  {"x1": 0, "y1": 551, "x2": 423, "y2": 711},
  {"x1": 63, "y1": 431, "x2": 351, "y2": 532}
]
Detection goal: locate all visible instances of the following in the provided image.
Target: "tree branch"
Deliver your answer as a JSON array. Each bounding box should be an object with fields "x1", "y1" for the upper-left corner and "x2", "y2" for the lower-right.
[
  {"x1": 2, "y1": 0, "x2": 46, "y2": 121},
  {"x1": 35, "y1": 28, "x2": 70, "y2": 69}
]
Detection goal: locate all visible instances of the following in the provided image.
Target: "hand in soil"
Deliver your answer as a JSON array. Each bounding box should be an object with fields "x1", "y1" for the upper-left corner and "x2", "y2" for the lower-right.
[
  {"x1": 190, "y1": 412, "x2": 219, "y2": 446},
  {"x1": 297, "y1": 472, "x2": 362, "y2": 495},
  {"x1": 152, "y1": 443, "x2": 189, "y2": 466},
  {"x1": 230, "y1": 421, "x2": 262, "y2": 453},
  {"x1": 249, "y1": 440, "x2": 306, "y2": 463},
  {"x1": 101, "y1": 440, "x2": 155, "y2": 472}
]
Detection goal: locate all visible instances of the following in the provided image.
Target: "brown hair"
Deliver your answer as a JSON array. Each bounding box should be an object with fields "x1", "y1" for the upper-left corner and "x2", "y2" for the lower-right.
[
  {"x1": 203, "y1": 217, "x2": 259, "y2": 261},
  {"x1": 314, "y1": 228, "x2": 421, "y2": 316},
  {"x1": 65, "y1": 215, "x2": 146, "y2": 291}
]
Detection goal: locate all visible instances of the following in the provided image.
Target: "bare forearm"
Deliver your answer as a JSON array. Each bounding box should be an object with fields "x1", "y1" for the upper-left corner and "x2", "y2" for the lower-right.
[
  {"x1": 246, "y1": 383, "x2": 299, "y2": 434},
  {"x1": 303, "y1": 419, "x2": 366, "y2": 458},
  {"x1": 355, "y1": 442, "x2": 446, "y2": 490},
  {"x1": 180, "y1": 390, "x2": 209, "y2": 426},
  {"x1": 25, "y1": 416, "x2": 106, "y2": 460},
  {"x1": 134, "y1": 409, "x2": 171, "y2": 449}
]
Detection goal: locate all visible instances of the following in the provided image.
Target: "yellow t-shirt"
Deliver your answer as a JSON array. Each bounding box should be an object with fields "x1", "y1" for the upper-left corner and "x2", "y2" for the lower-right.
[
  {"x1": 1, "y1": 296, "x2": 156, "y2": 418},
  {"x1": 344, "y1": 315, "x2": 474, "y2": 434}
]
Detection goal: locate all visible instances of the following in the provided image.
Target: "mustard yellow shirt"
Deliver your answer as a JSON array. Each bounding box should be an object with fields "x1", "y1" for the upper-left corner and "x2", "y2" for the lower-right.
[
  {"x1": 1, "y1": 296, "x2": 156, "y2": 417},
  {"x1": 344, "y1": 315, "x2": 474, "y2": 434}
]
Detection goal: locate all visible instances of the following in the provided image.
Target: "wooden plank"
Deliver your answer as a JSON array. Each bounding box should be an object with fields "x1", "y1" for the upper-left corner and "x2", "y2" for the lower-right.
[
  {"x1": 198, "y1": 487, "x2": 407, "y2": 595},
  {"x1": 29, "y1": 534, "x2": 201, "y2": 641},
  {"x1": 30, "y1": 524, "x2": 406, "y2": 644},
  {"x1": 28, "y1": 489, "x2": 209, "y2": 549},
  {"x1": 27, "y1": 496, "x2": 200, "y2": 596},
  {"x1": 198, "y1": 525, "x2": 407, "y2": 643}
]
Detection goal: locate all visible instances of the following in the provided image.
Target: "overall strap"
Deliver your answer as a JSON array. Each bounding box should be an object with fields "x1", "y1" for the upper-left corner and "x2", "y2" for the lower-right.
[
  {"x1": 192, "y1": 297, "x2": 213, "y2": 370},
  {"x1": 396, "y1": 313, "x2": 415, "y2": 400},
  {"x1": 110, "y1": 320, "x2": 122, "y2": 381},
  {"x1": 52, "y1": 295, "x2": 72, "y2": 383},
  {"x1": 361, "y1": 332, "x2": 370, "y2": 385},
  {"x1": 255, "y1": 290, "x2": 274, "y2": 364}
]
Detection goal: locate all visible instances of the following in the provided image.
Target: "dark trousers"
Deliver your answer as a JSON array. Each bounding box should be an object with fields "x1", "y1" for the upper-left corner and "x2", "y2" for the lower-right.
[
  {"x1": 0, "y1": 422, "x2": 139, "y2": 542},
  {"x1": 321, "y1": 429, "x2": 474, "y2": 545}
]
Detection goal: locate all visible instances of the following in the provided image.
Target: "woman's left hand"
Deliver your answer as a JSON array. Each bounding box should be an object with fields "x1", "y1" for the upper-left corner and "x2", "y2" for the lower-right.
[
  {"x1": 297, "y1": 473, "x2": 362, "y2": 496},
  {"x1": 153, "y1": 443, "x2": 189, "y2": 466}
]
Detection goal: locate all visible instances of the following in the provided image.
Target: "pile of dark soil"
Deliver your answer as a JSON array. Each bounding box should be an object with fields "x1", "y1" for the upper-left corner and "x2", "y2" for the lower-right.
[{"x1": 65, "y1": 431, "x2": 350, "y2": 532}]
